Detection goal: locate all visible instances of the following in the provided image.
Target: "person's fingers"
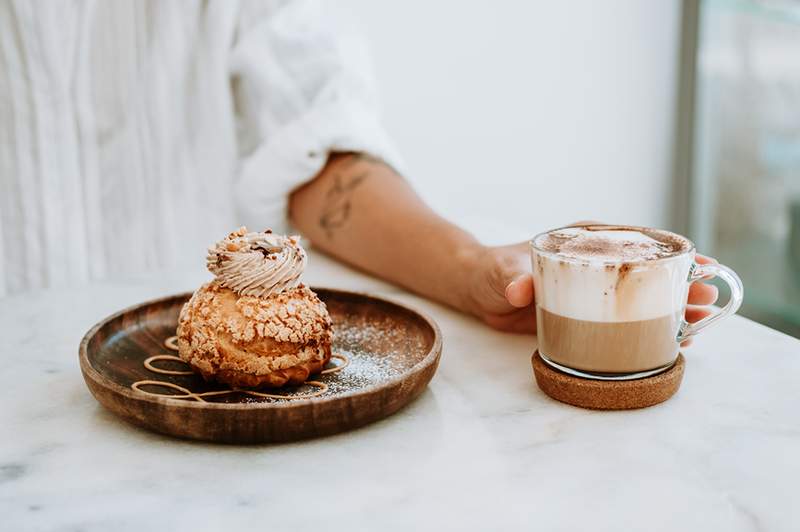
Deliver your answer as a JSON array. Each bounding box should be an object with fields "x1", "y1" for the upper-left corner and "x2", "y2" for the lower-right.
[
  {"x1": 687, "y1": 282, "x2": 718, "y2": 305},
  {"x1": 694, "y1": 254, "x2": 718, "y2": 280},
  {"x1": 681, "y1": 255, "x2": 718, "y2": 347},
  {"x1": 505, "y1": 274, "x2": 534, "y2": 308},
  {"x1": 482, "y1": 306, "x2": 537, "y2": 334},
  {"x1": 684, "y1": 305, "x2": 712, "y2": 323},
  {"x1": 680, "y1": 305, "x2": 713, "y2": 346}
]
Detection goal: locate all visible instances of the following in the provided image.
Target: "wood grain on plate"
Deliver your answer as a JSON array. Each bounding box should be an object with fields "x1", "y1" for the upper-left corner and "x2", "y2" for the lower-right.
[{"x1": 79, "y1": 289, "x2": 442, "y2": 444}]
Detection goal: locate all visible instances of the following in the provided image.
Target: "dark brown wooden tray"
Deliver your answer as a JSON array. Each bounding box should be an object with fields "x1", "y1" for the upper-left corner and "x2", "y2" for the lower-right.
[{"x1": 79, "y1": 288, "x2": 442, "y2": 443}]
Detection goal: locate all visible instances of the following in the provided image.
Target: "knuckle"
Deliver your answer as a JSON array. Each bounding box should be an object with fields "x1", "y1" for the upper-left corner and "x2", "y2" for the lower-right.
[{"x1": 487, "y1": 255, "x2": 511, "y2": 291}]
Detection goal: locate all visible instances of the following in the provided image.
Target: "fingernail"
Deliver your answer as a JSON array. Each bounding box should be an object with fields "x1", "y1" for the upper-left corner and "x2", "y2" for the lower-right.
[
  {"x1": 505, "y1": 275, "x2": 526, "y2": 292},
  {"x1": 504, "y1": 280, "x2": 517, "y2": 299}
]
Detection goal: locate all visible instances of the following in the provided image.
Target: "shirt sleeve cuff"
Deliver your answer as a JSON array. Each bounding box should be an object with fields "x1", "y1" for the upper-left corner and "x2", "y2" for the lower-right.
[{"x1": 233, "y1": 99, "x2": 404, "y2": 233}]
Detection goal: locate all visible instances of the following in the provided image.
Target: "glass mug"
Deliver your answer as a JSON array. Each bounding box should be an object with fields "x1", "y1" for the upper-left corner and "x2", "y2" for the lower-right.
[{"x1": 530, "y1": 225, "x2": 744, "y2": 380}]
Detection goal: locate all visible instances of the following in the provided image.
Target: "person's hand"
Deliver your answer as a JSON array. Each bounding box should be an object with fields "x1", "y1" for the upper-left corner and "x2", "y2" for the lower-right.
[
  {"x1": 463, "y1": 242, "x2": 537, "y2": 333},
  {"x1": 464, "y1": 243, "x2": 720, "y2": 344}
]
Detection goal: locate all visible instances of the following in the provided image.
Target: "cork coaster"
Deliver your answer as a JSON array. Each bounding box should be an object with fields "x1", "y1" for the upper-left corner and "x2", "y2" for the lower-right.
[{"x1": 531, "y1": 351, "x2": 685, "y2": 410}]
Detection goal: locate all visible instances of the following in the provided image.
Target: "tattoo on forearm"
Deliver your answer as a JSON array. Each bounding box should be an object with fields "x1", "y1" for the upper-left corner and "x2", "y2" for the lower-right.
[
  {"x1": 318, "y1": 153, "x2": 398, "y2": 239},
  {"x1": 319, "y1": 171, "x2": 368, "y2": 238}
]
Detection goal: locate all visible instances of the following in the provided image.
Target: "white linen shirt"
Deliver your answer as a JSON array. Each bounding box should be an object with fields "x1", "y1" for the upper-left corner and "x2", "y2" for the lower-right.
[{"x1": 0, "y1": 0, "x2": 401, "y2": 296}]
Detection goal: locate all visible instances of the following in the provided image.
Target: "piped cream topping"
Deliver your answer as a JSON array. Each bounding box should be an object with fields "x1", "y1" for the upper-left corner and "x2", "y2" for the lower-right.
[{"x1": 207, "y1": 227, "x2": 307, "y2": 297}]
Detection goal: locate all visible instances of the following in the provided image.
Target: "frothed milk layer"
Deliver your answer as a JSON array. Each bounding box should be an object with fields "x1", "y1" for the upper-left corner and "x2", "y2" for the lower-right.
[
  {"x1": 534, "y1": 225, "x2": 691, "y2": 263},
  {"x1": 532, "y1": 226, "x2": 694, "y2": 323}
]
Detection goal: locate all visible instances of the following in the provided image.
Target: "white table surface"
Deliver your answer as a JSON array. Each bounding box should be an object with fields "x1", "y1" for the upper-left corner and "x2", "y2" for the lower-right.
[{"x1": 2, "y1": 252, "x2": 799, "y2": 532}]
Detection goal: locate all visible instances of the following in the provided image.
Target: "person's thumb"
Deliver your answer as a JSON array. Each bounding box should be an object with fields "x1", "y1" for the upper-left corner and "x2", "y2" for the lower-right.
[
  {"x1": 504, "y1": 274, "x2": 534, "y2": 308},
  {"x1": 480, "y1": 244, "x2": 534, "y2": 314}
]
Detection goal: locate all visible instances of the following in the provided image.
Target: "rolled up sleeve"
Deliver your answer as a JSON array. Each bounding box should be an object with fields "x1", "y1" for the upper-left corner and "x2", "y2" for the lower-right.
[{"x1": 230, "y1": 0, "x2": 403, "y2": 232}]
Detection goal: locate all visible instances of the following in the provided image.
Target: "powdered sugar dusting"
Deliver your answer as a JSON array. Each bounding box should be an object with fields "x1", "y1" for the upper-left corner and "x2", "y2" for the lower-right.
[{"x1": 218, "y1": 311, "x2": 426, "y2": 403}]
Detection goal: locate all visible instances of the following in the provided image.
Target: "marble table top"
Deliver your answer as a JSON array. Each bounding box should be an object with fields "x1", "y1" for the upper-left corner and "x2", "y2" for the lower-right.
[{"x1": 2, "y1": 252, "x2": 799, "y2": 532}]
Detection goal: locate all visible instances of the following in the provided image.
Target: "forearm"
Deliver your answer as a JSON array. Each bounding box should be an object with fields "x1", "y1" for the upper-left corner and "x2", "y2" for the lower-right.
[{"x1": 289, "y1": 153, "x2": 481, "y2": 310}]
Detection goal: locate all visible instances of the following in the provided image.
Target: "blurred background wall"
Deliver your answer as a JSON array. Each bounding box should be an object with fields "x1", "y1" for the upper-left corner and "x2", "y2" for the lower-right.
[{"x1": 330, "y1": 0, "x2": 682, "y2": 243}]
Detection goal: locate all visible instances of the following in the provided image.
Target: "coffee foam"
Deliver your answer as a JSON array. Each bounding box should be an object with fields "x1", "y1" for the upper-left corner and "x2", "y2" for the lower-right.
[
  {"x1": 534, "y1": 225, "x2": 692, "y2": 263},
  {"x1": 531, "y1": 226, "x2": 694, "y2": 323}
]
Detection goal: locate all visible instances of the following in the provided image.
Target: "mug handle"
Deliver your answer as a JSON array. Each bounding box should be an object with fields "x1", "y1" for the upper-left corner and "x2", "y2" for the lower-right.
[{"x1": 676, "y1": 261, "x2": 744, "y2": 343}]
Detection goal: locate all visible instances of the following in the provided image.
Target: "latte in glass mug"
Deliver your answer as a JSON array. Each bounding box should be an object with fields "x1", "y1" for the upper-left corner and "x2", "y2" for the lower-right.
[{"x1": 531, "y1": 225, "x2": 743, "y2": 380}]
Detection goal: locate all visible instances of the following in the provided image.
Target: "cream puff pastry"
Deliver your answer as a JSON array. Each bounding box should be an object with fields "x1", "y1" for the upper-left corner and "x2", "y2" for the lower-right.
[{"x1": 177, "y1": 227, "x2": 332, "y2": 389}]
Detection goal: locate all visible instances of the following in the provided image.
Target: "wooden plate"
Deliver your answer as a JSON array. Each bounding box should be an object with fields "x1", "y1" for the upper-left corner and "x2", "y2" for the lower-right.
[{"x1": 79, "y1": 288, "x2": 442, "y2": 444}]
